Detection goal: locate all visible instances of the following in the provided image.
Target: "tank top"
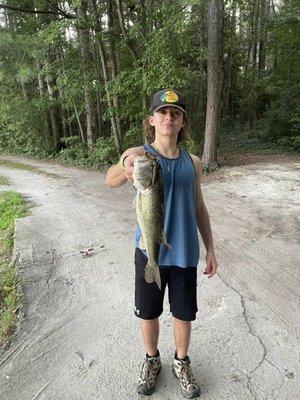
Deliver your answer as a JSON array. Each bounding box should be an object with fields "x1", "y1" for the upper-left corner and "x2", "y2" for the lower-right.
[{"x1": 134, "y1": 143, "x2": 200, "y2": 268}]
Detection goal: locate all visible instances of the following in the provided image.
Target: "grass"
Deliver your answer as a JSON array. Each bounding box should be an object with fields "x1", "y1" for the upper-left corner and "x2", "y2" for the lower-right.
[
  {"x1": 0, "y1": 191, "x2": 29, "y2": 346},
  {"x1": 0, "y1": 159, "x2": 61, "y2": 178},
  {"x1": 0, "y1": 175, "x2": 10, "y2": 186}
]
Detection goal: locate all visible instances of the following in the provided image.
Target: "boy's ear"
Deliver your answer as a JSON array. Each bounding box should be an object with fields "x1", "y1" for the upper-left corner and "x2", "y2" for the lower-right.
[{"x1": 148, "y1": 115, "x2": 155, "y2": 126}]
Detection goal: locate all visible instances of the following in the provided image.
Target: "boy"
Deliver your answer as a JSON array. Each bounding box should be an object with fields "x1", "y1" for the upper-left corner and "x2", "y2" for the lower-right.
[{"x1": 106, "y1": 89, "x2": 218, "y2": 398}]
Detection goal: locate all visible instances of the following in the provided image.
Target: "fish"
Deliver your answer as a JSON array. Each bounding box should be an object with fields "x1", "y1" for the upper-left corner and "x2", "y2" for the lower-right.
[{"x1": 132, "y1": 152, "x2": 171, "y2": 290}]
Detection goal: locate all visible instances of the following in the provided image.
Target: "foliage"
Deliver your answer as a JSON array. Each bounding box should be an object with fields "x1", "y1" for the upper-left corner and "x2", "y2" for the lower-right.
[
  {"x1": 58, "y1": 136, "x2": 119, "y2": 168},
  {"x1": 0, "y1": 0, "x2": 299, "y2": 164},
  {"x1": 0, "y1": 191, "x2": 28, "y2": 345}
]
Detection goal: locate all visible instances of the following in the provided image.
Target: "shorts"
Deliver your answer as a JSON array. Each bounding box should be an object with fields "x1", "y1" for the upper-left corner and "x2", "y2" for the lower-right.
[{"x1": 134, "y1": 248, "x2": 198, "y2": 321}]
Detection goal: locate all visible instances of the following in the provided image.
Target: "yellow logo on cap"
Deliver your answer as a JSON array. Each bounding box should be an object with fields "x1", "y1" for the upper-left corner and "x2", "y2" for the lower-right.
[{"x1": 161, "y1": 90, "x2": 178, "y2": 103}]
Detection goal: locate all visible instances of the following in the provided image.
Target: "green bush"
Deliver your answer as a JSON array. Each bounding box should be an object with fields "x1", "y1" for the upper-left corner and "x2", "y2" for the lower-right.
[
  {"x1": 256, "y1": 107, "x2": 300, "y2": 150},
  {"x1": 59, "y1": 136, "x2": 89, "y2": 162},
  {"x1": 0, "y1": 98, "x2": 51, "y2": 157},
  {"x1": 88, "y1": 137, "x2": 119, "y2": 167},
  {"x1": 124, "y1": 124, "x2": 145, "y2": 149},
  {"x1": 58, "y1": 136, "x2": 119, "y2": 168}
]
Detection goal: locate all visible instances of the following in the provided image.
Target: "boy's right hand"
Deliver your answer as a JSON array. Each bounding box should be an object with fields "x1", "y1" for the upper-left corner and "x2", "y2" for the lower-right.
[{"x1": 124, "y1": 154, "x2": 139, "y2": 182}]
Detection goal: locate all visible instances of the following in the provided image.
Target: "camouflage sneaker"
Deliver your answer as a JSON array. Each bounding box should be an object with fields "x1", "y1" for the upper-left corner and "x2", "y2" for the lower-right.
[
  {"x1": 172, "y1": 354, "x2": 201, "y2": 398},
  {"x1": 137, "y1": 352, "x2": 162, "y2": 395}
]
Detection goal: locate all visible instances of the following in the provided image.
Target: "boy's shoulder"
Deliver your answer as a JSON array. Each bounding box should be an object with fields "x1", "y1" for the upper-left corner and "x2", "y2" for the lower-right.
[
  {"x1": 186, "y1": 152, "x2": 202, "y2": 176},
  {"x1": 187, "y1": 152, "x2": 201, "y2": 164}
]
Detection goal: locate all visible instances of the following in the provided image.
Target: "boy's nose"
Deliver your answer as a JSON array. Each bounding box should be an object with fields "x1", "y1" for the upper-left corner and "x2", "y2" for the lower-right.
[{"x1": 165, "y1": 111, "x2": 175, "y2": 119}]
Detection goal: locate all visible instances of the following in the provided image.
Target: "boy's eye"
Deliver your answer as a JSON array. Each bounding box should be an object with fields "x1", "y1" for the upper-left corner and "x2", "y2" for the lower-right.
[{"x1": 159, "y1": 109, "x2": 181, "y2": 117}]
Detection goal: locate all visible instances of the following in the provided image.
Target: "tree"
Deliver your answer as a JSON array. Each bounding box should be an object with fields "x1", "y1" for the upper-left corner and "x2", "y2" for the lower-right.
[{"x1": 202, "y1": 0, "x2": 223, "y2": 171}]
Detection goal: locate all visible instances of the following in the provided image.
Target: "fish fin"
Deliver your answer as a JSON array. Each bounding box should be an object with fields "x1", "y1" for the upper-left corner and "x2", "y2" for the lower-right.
[
  {"x1": 139, "y1": 235, "x2": 146, "y2": 251},
  {"x1": 145, "y1": 152, "x2": 158, "y2": 161},
  {"x1": 132, "y1": 195, "x2": 137, "y2": 208},
  {"x1": 162, "y1": 231, "x2": 172, "y2": 249},
  {"x1": 144, "y1": 262, "x2": 162, "y2": 290},
  {"x1": 151, "y1": 162, "x2": 157, "y2": 187},
  {"x1": 140, "y1": 187, "x2": 151, "y2": 195}
]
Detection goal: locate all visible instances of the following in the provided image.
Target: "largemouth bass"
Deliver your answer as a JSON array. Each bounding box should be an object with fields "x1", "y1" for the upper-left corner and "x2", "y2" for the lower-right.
[{"x1": 133, "y1": 152, "x2": 171, "y2": 290}]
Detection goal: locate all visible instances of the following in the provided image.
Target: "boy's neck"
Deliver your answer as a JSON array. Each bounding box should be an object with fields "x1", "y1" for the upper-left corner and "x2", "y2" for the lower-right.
[{"x1": 152, "y1": 138, "x2": 178, "y2": 158}]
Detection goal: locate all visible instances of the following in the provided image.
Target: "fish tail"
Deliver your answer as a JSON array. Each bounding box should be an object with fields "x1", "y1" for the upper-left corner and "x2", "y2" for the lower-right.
[{"x1": 144, "y1": 262, "x2": 162, "y2": 290}]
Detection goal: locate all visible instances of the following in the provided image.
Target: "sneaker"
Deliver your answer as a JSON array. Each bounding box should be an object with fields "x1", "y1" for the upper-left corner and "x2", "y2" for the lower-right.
[
  {"x1": 172, "y1": 353, "x2": 201, "y2": 398},
  {"x1": 137, "y1": 352, "x2": 162, "y2": 395}
]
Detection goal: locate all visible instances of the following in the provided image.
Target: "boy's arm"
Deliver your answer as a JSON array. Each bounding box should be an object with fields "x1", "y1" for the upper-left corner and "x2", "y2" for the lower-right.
[
  {"x1": 106, "y1": 146, "x2": 145, "y2": 188},
  {"x1": 190, "y1": 154, "x2": 218, "y2": 278}
]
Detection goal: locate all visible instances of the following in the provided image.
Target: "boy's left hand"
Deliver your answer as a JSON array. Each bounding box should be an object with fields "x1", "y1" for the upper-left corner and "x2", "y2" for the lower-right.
[{"x1": 203, "y1": 251, "x2": 218, "y2": 279}]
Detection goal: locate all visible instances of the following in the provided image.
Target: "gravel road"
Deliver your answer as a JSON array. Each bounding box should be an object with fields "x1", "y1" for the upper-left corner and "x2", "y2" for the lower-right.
[{"x1": 0, "y1": 155, "x2": 299, "y2": 400}]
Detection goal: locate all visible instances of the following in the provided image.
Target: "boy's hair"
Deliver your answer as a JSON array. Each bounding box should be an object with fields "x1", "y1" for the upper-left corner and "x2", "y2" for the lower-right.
[{"x1": 142, "y1": 113, "x2": 189, "y2": 144}]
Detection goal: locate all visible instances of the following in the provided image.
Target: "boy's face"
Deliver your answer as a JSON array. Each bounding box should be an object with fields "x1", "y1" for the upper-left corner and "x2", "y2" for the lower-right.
[{"x1": 148, "y1": 106, "x2": 185, "y2": 137}]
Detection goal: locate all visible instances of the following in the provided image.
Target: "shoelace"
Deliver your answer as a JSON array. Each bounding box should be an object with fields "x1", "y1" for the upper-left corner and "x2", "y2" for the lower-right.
[
  {"x1": 180, "y1": 362, "x2": 197, "y2": 388},
  {"x1": 140, "y1": 359, "x2": 157, "y2": 383}
]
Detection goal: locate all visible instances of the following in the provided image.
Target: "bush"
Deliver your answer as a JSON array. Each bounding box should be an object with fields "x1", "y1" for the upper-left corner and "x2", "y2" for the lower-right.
[
  {"x1": 88, "y1": 137, "x2": 119, "y2": 167},
  {"x1": 59, "y1": 136, "x2": 89, "y2": 162},
  {"x1": 124, "y1": 124, "x2": 145, "y2": 149},
  {"x1": 58, "y1": 136, "x2": 119, "y2": 168},
  {"x1": 256, "y1": 107, "x2": 300, "y2": 150}
]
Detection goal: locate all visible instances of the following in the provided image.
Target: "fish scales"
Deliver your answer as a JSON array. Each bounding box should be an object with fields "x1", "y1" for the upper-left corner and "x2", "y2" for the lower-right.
[{"x1": 133, "y1": 153, "x2": 171, "y2": 290}]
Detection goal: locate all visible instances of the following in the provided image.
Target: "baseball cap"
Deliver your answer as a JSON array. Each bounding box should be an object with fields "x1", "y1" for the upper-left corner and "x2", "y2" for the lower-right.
[{"x1": 150, "y1": 89, "x2": 186, "y2": 113}]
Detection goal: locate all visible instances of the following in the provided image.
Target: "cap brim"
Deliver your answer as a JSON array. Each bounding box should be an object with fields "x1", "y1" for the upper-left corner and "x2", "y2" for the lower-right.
[{"x1": 152, "y1": 104, "x2": 186, "y2": 113}]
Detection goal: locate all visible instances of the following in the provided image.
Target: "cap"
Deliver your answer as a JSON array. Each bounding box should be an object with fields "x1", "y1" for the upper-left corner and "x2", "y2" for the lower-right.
[{"x1": 150, "y1": 89, "x2": 186, "y2": 113}]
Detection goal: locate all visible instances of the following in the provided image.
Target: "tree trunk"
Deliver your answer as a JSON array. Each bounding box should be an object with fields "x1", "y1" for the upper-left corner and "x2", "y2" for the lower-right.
[
  {"x1": 257, "y1": 0, "x2": 269, "y2": 117},
  {"x1": 44, "y1": 59, "x2": 62, "y2": 152},
  {"x1": 46, "y1": 83, "x2": 61, "y2": 152},
  {"x1": 258, "y1": 0, "x2": 268, "y2": 72},
  {"x1": 20, "y1": 81, "x2": 28, "y2": 100},
  {"x1": 90, "y1": 34, "x2": 104, "y2": 140},
  {"x1": 202, "y1": 0, "x2": 223, "y2": 171},
  {"x1": 107, "y1": 0, "x2": 123, "y2": 145},
  {"x1": 55, "y1": 48, "x2": 68, "y2": 139},
  {"x1": 73, "y1": 101, "x2": 85, "y2": 143},
  {"x1": 37, "y1": 61, "x2": 52, "y2": 149},
  {"x1": 252, "y1": 0, "x2": 259, "y2": 69},
  {"x1": 115, "y1": 0, "x2": 139, "y2": 60},
  {"x1": 224, "y1": 4, "x2": 236, "y2": 122},
  {"x1": 90, "y1": 0, "x2": 123, "y2": 153},
  {"x1": 77, "y1": 0, "x2": 97, "y2": 146},
  {"x1": 250, "y1": 0, "x2": 260, "y2": 128},
  {"x1": 97, "y1": 38, "x2": 123, "y2": 154}
]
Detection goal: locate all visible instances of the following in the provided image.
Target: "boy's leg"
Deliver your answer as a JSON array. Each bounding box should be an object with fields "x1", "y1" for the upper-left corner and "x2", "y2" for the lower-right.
[
  {"x1": 134, "y1": 248, "x2": 168, "y2": 395},
  {"x1": 173, "y1": 318, "x2": 191, "y2": 359},
  {"x1": 169, "y1": 267, "x2": 200, "y2": 398},
  {"x1": 141, "y1": 318, "x2": 159, "y2": 356}
]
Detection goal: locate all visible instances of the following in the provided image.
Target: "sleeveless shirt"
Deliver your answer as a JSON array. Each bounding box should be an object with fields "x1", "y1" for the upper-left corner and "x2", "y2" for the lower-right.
[{"x1": 134, "y1": 143, "x2": 200, "y2": 268}]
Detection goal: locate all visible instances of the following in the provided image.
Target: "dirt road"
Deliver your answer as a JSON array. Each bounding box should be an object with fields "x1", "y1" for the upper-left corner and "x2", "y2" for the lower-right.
[{"x1": 0, "y1": 155, "x2": 299, "y2": 400}]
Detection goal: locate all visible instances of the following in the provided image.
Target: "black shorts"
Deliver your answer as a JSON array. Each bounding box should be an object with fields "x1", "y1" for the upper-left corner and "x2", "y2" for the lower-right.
[{"x1": 134, "y1": 248, "x2": 198, "y2": 321}]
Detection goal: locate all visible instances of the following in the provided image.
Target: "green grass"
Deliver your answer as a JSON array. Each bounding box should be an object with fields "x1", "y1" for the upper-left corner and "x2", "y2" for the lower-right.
[
  {"x1": 0, "y1": 159, "x2": 61, "y2": 178},
  {"x1": 0, "y1": 175, "x2": 10, "y2": 186},
  {"x1": 0, "y1": 191, "x2": 29, "y2": 346}
]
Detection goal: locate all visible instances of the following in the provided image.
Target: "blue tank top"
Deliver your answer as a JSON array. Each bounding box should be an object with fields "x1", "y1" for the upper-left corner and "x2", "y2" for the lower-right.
[{"x1": 134, "y1": 144, "x2": 200, "y2": 268}]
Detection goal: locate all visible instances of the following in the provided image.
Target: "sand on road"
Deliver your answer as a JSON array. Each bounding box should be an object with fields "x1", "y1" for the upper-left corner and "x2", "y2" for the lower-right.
[{"x1": 0, "y1": 155, "x2": 299, "y2": 400}]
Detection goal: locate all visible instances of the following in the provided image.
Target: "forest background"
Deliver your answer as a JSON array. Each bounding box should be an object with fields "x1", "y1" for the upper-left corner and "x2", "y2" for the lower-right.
[{"x1": 0, "y1": 0, "x2": 299, "y2": 171}]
